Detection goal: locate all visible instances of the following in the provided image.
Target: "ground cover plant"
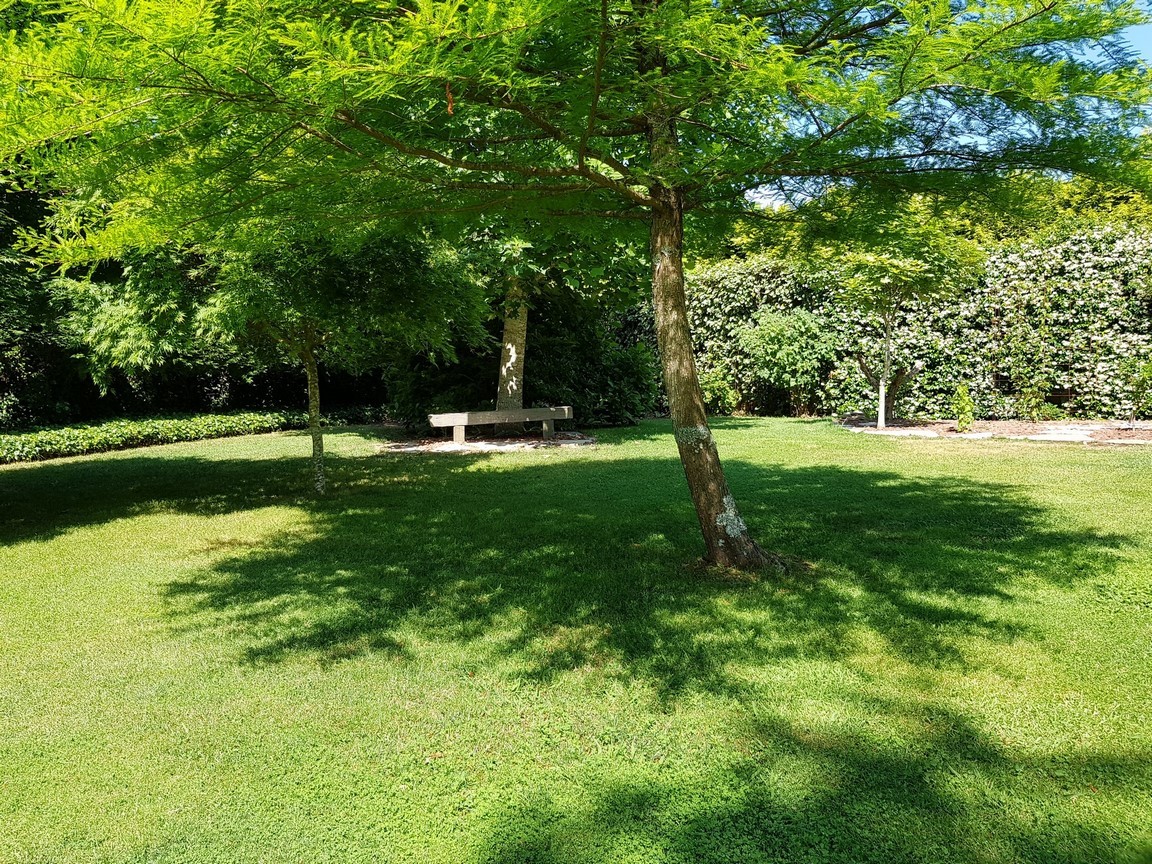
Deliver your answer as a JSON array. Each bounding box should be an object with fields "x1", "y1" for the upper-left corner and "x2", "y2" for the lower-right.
[{"x1": 1, "y1": 419, "x2": 1150, "y2": 863}]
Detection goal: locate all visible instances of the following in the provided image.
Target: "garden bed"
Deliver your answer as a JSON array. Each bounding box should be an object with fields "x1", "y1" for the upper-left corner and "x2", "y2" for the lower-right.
[{"x1": 841, "y1": 417, "x2": 1152, "y2": 443}]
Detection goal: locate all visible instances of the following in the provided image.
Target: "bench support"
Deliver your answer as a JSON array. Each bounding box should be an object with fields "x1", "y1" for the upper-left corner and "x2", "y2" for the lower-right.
[
  {"x1": 453, "y1": 426, "x2": 466, "y2": 444},
  {"x1": 542, "y1": 419, "x2": 554, "y2": 440}
]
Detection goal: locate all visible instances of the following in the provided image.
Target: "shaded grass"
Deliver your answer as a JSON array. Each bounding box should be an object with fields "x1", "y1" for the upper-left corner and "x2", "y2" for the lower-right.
[{"x1": 1, "y1": 420, "x2": 1150, "y2": 863}]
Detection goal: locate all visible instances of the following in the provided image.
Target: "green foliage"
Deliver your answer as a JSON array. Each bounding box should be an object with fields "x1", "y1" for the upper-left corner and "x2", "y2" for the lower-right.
[
  {"x1": 697, "y1": 365, "x2": 739, "y2": 416},
  {"x1": 0, "y1": 407, "x2": 386, "y2": 464},
  {"x1": 1, "y1": 0, "x2": 1150, "y2": 263},
  {"x1": 387, "y1": 297, "x2": 658, "y2": 428},
  {"x1": 685, "y1": 256, "x2": 803, "y2": 414},
  {"x1": 738, "y1": 309, "x2": 836, "y2": 416},
  {"x1": 530, "y1": 341, "x2": 660, "y2": 428},
  {"x1": 56, "y1": 232, "x2": 487, "y2": 389},
  {"x1": 952, "y1": 384, "x2": 976, "y2": 433},
  {"x1": 1118, "y1": 354, "x2": 1152, "y2": 422},
  {"x1": 686, "y1": 226, "x2": 1152, "y2": 420}
]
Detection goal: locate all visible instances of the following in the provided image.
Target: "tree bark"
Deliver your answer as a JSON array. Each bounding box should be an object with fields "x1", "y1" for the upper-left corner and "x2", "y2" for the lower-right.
[
  {"x1": 301, "y1": 342, "x2": 326, "y2": 495},
  {"x1": 648, "y1": 183, "x2": 773, "y2": 570},
  {"x1": 496, "y1": 280, "x2": 529, "y2": 434},
  {"x1": 877, "y1": 315, "x2": 892, "y2": 429}
]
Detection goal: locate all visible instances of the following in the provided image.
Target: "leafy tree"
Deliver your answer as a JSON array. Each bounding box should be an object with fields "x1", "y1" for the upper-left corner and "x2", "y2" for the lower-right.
[
  {"x1": 791, "y1": 196, "x2": 985, "y2": 427},
  {"x1": 461, "y1": 218, "x2": 647, "y2": 428},
  {"x1": 62, "y1": 232, "x2": 484, "y2": 492},
  {"x1": 3, "y1": 0, "x2": 1150, "y2": 567}
]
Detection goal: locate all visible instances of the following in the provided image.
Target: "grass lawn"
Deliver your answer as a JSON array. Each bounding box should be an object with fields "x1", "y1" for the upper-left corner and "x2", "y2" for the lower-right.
[{"x1": 1, "y1": 418, "x2": 1150, "y2": 864}]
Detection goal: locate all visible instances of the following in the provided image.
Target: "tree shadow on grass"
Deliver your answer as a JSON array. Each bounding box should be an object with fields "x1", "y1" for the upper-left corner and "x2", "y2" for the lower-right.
[
  {"x1": 472, "y1": 692, "x2": 1152, "y2": 864},
  {"x1": 158, "y1": 452, "x2": 1125, "y2": 693},
  {"x1": 0, "y1": 429, "x2": 484, "y2": 545}
]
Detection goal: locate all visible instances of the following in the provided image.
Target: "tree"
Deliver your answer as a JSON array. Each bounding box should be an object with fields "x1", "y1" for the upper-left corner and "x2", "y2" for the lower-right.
[
  {"x1": 462, "y1": 218, "x2": 647, "y2": 430},
  {"x1": 782, "y1": 194, "x2": 985, "y2": 427},
  {"x1": 3, "y1": 0, "x2": 1150, "y2": 567},
  {"x1": 61, "y1": 231, "x2": 485, "y2": 492}
]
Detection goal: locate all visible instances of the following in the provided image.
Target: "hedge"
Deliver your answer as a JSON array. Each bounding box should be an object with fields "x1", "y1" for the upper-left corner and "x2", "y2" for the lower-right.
[
  {"x1": 0, "y1": 406, "x2": 388, "y2": 465},
  {"x1": 685, "y1": 227, "x2": 1152, "y2": 420}
]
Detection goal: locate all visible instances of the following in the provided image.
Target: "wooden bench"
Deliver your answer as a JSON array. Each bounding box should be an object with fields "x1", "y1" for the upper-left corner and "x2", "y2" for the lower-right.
[{"x1": 428, "y1": 406, "x2": 574, "y2": 444}]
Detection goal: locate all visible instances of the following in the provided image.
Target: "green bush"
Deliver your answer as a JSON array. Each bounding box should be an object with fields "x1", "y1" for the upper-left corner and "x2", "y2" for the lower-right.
[
  {"x1": 0, "y1": 407, "x2": 388, "y2": 464},
  {"x1": 952, "y1": 383, "x2": 975, "y2": 432},
  {"x1": 738, "y1": 308, "x2": 837, "y2": 415},
  {"x1": 698, "y1": 365, "x2": 739, "y2": 415}
]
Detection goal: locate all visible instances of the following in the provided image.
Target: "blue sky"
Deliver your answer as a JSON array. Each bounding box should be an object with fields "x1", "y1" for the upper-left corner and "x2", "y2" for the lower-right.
[{"x1": 1127, "y1": 23, "x2": 1152, "y2": 60}]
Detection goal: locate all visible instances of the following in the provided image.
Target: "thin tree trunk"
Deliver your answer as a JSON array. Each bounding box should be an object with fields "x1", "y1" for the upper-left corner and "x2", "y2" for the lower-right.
[
  {"x1": 648, "y1": 183, "x2": 774, "y2": 570},
  {"x1": 496, "y1": 280, "x2": 528, "y2": 434},
  {"x1": 878, "y1": 315, "x2": 892, "y2": 429},
  {"x1": 302, "y1": 343, "x2": 325, "y2": 495}
]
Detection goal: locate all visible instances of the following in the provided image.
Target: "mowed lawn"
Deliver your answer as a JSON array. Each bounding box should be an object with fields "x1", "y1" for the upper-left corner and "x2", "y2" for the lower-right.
[{"x1": 1, "y1": 419, "x2": 1150, "y2": 864}]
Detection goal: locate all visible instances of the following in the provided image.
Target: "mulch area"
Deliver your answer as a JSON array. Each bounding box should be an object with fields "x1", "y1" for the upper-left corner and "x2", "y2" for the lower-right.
[
  {"x1": 840, "y1": 417, "x2": 1152, "y2": 442},
  {"x1": 1092, "y1": 426, "x2": 1152, "y2": 441},
  {"x1": 379, "y1": 430, "x2": 597, "y2": 453}
]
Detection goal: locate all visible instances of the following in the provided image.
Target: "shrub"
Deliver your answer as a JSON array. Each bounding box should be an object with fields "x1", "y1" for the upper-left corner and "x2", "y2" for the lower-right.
[
  {"x1": 1118, "y1": 355, "x2": 1152, "y2": 424},
  {"x1": 0, "y1": 407, "x2": 388, "y2": 464},
  {"x1": 697, "y1": 365, "x2": 739, "y2": 415},
  {"x1": 738, "y1": 308, "x2": 837, "y2": 415},
  {"x1": 952, "y1": 384, "x2": 975, "y2": 432}
]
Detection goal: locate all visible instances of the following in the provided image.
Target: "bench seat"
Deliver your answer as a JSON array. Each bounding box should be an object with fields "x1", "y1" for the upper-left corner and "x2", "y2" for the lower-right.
[{"x1": 428, "y1": 406, "x2": 574, "y2": 443}]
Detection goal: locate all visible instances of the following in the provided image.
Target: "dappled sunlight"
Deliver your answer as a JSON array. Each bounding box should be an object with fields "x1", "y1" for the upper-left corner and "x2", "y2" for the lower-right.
[
  {"x1": 155, "y1": 453, "x2": 1125, "y2": 698},
  {"x1": 472, "y1": 687, "x2": 1152, "y2": 864},
  {"x1": 3, "y1": 425, "x2": 1149, "y2": 863}
]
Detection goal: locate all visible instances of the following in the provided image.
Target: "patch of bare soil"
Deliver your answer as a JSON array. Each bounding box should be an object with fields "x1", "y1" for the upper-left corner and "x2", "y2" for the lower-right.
[
  {"x1": 1091, "y1": 427, "x2": 1152, "y2": 442},
  {"x1": 379, "y1": 430, "x2": 596, "y2": 454}
]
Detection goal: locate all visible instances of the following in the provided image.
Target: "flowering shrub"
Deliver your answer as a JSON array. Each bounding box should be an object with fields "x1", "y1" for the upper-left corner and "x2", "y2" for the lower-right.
[{"x1": 685, "y1": 227, "x2": 1152, "y2": 419}]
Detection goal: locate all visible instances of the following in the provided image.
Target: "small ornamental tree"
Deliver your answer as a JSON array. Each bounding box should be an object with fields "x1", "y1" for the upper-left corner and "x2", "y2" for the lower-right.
[
  {"x1": 808, "y1": 199, "x2": 985, "y2": 427},
  {"x1": 3, "y1": 0, "x2": 1151, "y2": 567},
  {"x1": 62, "y1": 232, "x2": 484, "y2": 492}
]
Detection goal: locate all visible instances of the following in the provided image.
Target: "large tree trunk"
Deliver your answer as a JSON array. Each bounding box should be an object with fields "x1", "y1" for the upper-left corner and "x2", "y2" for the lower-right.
[
  {"x1": 648, "y1": 183, "x2": 773, "y2": 570},
  {"x1": 496, "y1": 280, "x2": 529, "y2": 434},
  {"x1": 302, "y1": 343, "x2": 326, "y2": 495}
]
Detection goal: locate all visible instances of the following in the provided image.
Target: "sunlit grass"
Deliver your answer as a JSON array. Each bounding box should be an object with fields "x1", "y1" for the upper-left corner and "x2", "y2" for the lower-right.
[{"x1": 1, "y1": 420, "x2": 1150, "y2": 863}]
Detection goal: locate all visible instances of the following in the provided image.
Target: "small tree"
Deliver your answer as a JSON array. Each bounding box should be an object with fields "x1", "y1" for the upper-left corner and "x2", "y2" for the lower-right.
[
  {"x1": 62, "y1": 232, "x2": 484, "y2": 492},
  {"x1": 819, "y1": 201, "x2": 984, "y2": 428}
]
